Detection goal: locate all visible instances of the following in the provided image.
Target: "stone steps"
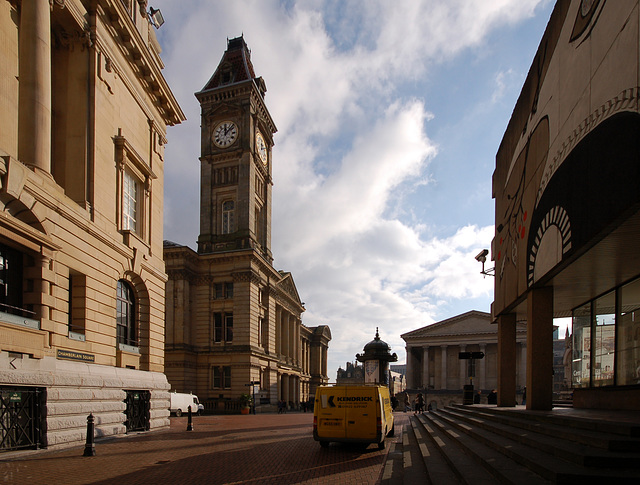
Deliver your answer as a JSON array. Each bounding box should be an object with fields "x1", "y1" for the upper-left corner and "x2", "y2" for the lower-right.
[
  {"x1": 418, "y1": 412, "x2": 550, "y2": 484},
  {"x1": 407, "y1": 406, "x2": 640, "y2": 484},
  {"x1": 449, "y1": 405, "x2": 640, "y2": 454}
]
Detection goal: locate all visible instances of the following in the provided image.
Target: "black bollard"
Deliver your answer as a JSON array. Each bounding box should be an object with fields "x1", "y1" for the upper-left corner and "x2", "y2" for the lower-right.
[
  {"x1": 83, "y1": 413, "x2": 96, "y2": 456},
  {"x1": 186, "y1": 405, "x2": 193, "y2": 431}
]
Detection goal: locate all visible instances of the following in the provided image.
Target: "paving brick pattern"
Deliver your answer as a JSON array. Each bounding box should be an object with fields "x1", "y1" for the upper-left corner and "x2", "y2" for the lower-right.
[{"x1": 1, "y1": 412, "x2": 402, "y2": 485}]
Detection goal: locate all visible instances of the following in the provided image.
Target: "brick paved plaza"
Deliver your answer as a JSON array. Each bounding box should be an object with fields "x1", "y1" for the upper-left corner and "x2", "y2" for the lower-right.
[{"x1": 1, "y1": 412, "x2": 407, "y2": 485}]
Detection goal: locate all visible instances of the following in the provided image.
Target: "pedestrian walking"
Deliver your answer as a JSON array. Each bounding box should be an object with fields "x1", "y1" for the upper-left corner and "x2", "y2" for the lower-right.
[{"x1": 415, "y1": 393, "x2": 425, "y2": 414}]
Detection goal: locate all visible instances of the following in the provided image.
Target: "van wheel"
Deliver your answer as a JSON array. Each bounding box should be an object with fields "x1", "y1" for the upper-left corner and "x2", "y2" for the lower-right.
[
  {"x1": 378, "y1": 439, "x2": 385, "y2": 450},
  {"x1": 388, "y1": 423, "x2": 395, "y2": 437},
  {"x1": 320, "y1": 441, "x2": 329, "y2": 448},
  {"x1": 175, "y1": 409, "x2": 182, "y2": 417}
]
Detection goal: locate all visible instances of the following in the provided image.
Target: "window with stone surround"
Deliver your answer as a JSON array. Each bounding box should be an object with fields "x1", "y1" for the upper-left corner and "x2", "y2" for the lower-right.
[
  {"x1": 212, "y1": 366, "x2": 231, "y2": 389},
  {"x1": 222, "y1": 200, "x2": 235, "y2": 234},
  {"x1": 122, "y1": 170, "x2": 139, "y2": 232},
  {"x1": 259, "y1": 316, "x2": 269, "y2": 349},
  {"x1": 214, "y1": 312, "x2": 233, "y2": 343},
  {"x1": 0, "y1": 243, "x2": 34, "y2": 322},
  {"x1": 213, "y1": 282, "x2": 233, "y2": 300},
  {"x1": 117, "y1": 280, "x2": 137, "y2": 348},
  {"x1": 114, "y1": 133, "x2": 156, "y2": 245},
  {"x1": 68, "y1": 271, "x2": 86, "y2": 340}
]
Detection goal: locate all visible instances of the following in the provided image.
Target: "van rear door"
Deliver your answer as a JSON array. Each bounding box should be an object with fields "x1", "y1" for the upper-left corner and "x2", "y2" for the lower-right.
[
  {"x1": 316, "y1": 387, "x2": 346, "y2": 439},
  {"x1": 345, "y1": 387, "x2": 377, "y2": 441}
]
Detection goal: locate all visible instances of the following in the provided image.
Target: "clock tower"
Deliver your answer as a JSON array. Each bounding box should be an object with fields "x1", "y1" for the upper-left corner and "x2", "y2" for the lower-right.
[
  {"x1": 164, "y1": 36, "x2": 331, "y2": 409},
  {"x1": 195, "y1": 36, "x2": 276, "y2": 262}
]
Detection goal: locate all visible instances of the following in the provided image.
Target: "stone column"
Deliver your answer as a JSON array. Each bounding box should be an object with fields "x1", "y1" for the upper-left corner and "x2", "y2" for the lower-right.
[
  {"x1": 302, "y1": 341, "x2": 307, "y2": 373},
  {"x1": 289, "y1": 316, "x2": 295, "y2": 360},
  {"x1": 296, "y1": 319, "x2": 301, "y2": 366},
  {"x1": 18, "y1": 0, "x2": 52, "y2": 173},
  {"x1": 283, "y1": 313, "x2": 290, "y2": 359},
  {"x1": 527, "y1": 287, "x2": 554, "y2": 411},
  {"x1": 519, "y1": 342, "x2": 527, "y2": 389},
  {"x1": 323, "y1": 347, "x2": 328, "y2": 376},
  {"x1": 276, "y1": 306, "x2": 281, "y2": 354},
  {"x1": 282, "y1": 374, "x2": 289, "y2": 402},
  {"x1": 405, "y1": 346, "x2": 414, "y2": 389},
  {"x1": 459, "y1": 344, "x2": 467, "y2": 389},
  {"x1": 422, "y1": 347, "x2": 429, "y2": 389},
  {"x1": 440, "y1": 345, "x2": 448, "y2": 390},
  {"x1": 478, "y1": 343, "x2": 487, "y2": 389},
  {"x1": 498, "y1": 313, "x2": 517, "y2": 407},
  {"x1": 34, "y1": 254, "x2": 51, "y2": 323}
]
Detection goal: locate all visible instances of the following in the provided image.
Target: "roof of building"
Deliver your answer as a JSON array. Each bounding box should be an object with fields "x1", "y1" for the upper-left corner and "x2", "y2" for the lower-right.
[
  {"x1": 400, "y1": 310, "x2": 527, "y2": 344},
  {"x1": 200, "y1": 36, "x2": 265, "y2": 95}
]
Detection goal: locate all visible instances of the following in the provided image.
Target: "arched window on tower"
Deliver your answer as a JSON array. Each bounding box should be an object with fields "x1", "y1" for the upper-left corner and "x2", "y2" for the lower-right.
[
  {"x1": 117, "y1": 280, "x2": 137, "y2": 347},
  {"x1": 222, "y1": 200, "x2": 235, "y2": 234}
]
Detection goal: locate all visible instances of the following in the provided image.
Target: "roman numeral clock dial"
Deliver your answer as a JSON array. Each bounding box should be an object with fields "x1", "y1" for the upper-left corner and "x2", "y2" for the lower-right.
[
  {"x1": 256, "y1": 131, "x2": 268, "y2": 164},
  {"x1": 212, "y1": 121, "x2": 238, "y2": 148}
]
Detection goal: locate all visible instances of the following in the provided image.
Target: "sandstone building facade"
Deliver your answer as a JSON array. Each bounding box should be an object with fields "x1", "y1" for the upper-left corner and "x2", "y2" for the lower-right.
[
  {"x1": 164, "y1": 37, "x2": 330, "y2": 412},
  {"x1": 492, "y1": 0, "x2": 640, "y2": 411},
  {"x1": 0, "y1": 0, "x2": 183, "y2": 451},
  {"x1": 402, "y1": 311, "x2": 527, "y2": 408}
]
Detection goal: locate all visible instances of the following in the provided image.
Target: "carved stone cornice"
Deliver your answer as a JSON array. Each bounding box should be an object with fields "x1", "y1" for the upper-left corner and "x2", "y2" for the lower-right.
[
  {"x1": 165, "y1": 268, "x2": 197, "y2": 282},
  {"x1": 95, "y1": 0, "x2": 185, "y2": 126},
  {"x1": 232, "y1": 270, "x2": 262, "y2": 285}
]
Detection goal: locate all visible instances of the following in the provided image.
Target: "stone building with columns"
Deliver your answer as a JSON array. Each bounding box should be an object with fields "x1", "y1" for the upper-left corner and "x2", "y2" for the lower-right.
[
  {"x1": 402, "y1": 311, "x2": 527, "y2": 407},
  {"x1": 163, "y1": 37, "x2": 331, "y2": 412},
  {"x1": 0, "y1": 0, "x2": 184, "y2": 451}
]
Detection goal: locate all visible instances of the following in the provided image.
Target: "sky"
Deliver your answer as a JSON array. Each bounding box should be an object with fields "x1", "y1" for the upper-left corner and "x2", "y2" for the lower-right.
[{"x1": 152, "y1": 0, "x2": 567, "y2": 379}]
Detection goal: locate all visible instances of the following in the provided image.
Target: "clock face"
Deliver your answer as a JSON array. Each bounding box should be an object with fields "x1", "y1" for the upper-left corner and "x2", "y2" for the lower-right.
[
  {"x1": 213, "y1": 121, "x2": 238, "y2": 148},
  {"x1": 256, "y1": 132, "x2": 268, "y2": 164}
]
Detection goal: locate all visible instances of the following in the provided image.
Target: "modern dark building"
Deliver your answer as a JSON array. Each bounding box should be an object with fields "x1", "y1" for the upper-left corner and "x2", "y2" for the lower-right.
[{"x1": 492, "y1": 0, "x2": 640, "y2": 411}]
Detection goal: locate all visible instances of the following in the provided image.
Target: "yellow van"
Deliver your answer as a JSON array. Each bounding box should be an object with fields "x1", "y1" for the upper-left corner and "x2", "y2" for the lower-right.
[{"x1": 313, "y1": 384, "x2": 394, "y2": 449}]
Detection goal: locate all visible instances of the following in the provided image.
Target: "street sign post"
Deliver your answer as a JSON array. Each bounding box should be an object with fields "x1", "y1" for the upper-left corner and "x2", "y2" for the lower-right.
[{"x1": 458, "y1": 351, "x2": 485, "y2": 402}]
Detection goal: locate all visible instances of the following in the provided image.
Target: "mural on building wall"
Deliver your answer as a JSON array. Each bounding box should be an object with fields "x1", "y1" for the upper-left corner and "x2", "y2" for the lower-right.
[{"x1": 495, "y1": 116, "x2": 550, "y2": 283}]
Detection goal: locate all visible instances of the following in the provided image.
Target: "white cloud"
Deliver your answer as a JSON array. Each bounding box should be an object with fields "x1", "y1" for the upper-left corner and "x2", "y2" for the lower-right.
[{"x1": 154, "y1": 0, "x2": 550, "y2": 376}]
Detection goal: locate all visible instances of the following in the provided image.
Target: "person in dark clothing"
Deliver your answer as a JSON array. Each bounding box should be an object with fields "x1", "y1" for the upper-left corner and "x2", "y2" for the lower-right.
[
  {"x1": 415, "y1": 393, "x2": 425, "y2": 414},
  {"x1": 474, "y1": 390, "x2": 482, "y2": 404},
  {"x1": 487, "y1": 389, "x2": 497, "y2": 404}
]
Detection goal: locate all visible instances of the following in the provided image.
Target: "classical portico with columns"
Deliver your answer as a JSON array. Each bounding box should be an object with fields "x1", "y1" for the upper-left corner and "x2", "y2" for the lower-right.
[{"x1": 402, "y1": 311, "x2": 527, "y2": 407}]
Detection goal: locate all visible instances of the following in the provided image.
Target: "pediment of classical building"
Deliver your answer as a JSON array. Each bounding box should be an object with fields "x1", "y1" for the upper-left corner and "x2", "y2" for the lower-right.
[
  {"x1": 402, "y1": 311, "x2": 498, "y2": 340},
  {"x1": 275, "y1": 271, "x2": 302, "y2": 306}
]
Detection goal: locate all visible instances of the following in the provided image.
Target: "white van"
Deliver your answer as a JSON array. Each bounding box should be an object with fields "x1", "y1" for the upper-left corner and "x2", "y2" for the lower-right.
[{"x1": 170, "y1": 392, "x2": 204, "y2": 416}]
